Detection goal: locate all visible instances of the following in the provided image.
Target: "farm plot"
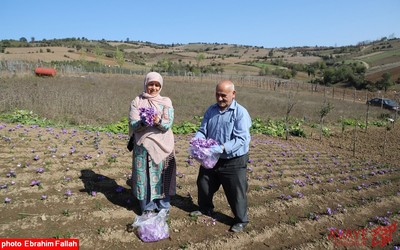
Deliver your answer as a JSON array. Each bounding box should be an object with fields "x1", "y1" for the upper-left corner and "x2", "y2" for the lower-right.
[{"x1": 0, "y1": 123, "x2": 399, "y2": 249}]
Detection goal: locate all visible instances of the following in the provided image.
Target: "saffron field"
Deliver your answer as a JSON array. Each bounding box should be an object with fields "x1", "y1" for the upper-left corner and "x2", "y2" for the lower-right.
[
  {"x1": 0, "y1": 75, "x2": 399, "y2": 249},
  {"x1": 0, "y1": 122, "x2": 399, "y2": 249}
]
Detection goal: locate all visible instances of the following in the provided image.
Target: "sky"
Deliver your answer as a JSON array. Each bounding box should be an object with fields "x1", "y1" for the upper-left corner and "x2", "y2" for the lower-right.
[{"x1": 1, "y1": 0, "x2": 400, "y2": 48}]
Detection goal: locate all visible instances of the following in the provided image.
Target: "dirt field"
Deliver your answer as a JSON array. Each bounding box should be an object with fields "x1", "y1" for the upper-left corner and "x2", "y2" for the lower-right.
[{"x1": 0, "y1": 121, "x2": 399, "y2": 249}]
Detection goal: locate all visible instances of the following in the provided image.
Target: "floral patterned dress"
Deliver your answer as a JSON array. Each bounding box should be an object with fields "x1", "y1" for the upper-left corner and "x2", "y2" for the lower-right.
[{"x1": 130, "y1": 104, "x2": 176, "y2": 201}]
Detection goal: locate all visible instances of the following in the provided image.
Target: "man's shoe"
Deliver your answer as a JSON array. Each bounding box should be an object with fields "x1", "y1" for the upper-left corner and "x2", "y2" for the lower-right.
[
  {"x1": 190, "y1": 210, "x2": 203, "y2": 217},
  {"x1": 190, "y1": 210, "x2": 214, "y2": 217},
  {"x1": 230, "y1": 223, "x2": 247, "y2": 233}
]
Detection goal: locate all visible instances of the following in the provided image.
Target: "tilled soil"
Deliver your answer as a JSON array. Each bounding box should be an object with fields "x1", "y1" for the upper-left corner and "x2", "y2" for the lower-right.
[{"x1": 0, "y1": 122, "x2": 399, "y2": 249}]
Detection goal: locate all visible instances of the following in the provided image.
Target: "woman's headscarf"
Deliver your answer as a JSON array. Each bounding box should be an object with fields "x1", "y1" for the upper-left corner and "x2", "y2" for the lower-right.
[{"x1": 129, "y1": 72, "x2": 174, "y2": 164}]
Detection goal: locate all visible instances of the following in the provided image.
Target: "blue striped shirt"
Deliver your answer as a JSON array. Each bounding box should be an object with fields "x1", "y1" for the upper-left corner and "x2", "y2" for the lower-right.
[{"x1": 195, "y1": 100, "x2": 252, "y2": 159}]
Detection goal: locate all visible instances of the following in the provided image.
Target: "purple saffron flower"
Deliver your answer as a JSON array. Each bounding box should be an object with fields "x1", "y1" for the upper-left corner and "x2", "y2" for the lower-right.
[
  {"x1": 41, "y1": 194, "x2": 47, "y2": 200},
  {"x1": 83, "y1": 154, "x2": 92, "y2": 160},
  {"x1": 91, "y1": 191, "x2": 97, "y2": 197},
  {"x1": 70, "y1": 146, "x2": 76, "y2": 155},
  {"x1": 6, "y1": 170, "x2": 16, "y2": 178},
  {"x1": 185, "y1": 158, "x2": 194, "y2": 166},
  {"x1": 327, "y1": 207, "x2": 332, "y2": 215},
  {"x1": 30, "y1": 180, "x2": 41, "y2": 186},
  {"x1": 139, "y1": 107, "x2": 158, "y2": 126},
  {"x1": 33, "y1": 155, "x2": 40, "y2": 161},
  {"x1": 65, "y1": 189, "x2": 72, "y2": 197},
  {"x1": 5, "y1": 197, "x2": 11, "y2": 203},
  {"x1": 189, "y1": 137, "x2": 220, "y2": 169},
  {"x1": 36, "y1": 167, "x2": 44, "y2": 173}
]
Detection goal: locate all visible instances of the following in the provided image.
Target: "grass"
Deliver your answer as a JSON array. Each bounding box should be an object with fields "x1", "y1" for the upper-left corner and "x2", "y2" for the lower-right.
[
  {"x1": 358, "y1": 49, "x2": 400, "y2": 66},
  {"x1": 0, "y1": 74, "x2": 396, "y2": 136}
]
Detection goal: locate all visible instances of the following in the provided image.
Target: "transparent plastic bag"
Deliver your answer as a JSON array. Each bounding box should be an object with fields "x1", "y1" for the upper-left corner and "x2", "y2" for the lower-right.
[
  {"x1": 131, "y1": 209, "x2": 169, "y2": 242},
  {"x1": 189, "y1": 145, "x2": 220, "y2": 169}
]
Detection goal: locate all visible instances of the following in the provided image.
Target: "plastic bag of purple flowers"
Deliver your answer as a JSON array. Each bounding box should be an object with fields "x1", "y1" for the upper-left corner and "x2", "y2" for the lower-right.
[
  {"x1": 139, "y1": 107, "x2": 157, "y2": 126},
  {"x1": 189, "y1": 137, "x2": 221, "y2": 169},
  {"x1": 132, "y1": 209, "x2": 169, "y2": 242}
]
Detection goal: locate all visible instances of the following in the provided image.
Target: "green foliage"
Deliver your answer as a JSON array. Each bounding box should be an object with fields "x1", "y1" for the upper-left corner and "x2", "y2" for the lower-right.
[
  {"x1": 322, "y1": 126, "x2": 331, "y2": 136},
  {"x1": 151, "y1": 58, "x2": 223, "y2": 75},
  {"x1": 319, "y1": 102, "x2": 334, "y2": 119},
  {"x1": 251, "y1": 118, "x2": 306, "y2": 138},
  {"x1": 340, "y1": 117, "x2": 357, "y2": 126},
  {"x1": 371, "y1": 120, "x2": 387, "y2": 127},
  {"x1": 114, "y1": 47, "x2": 125, "y2": 67},
  {"x1": 287, "y1": 215, "x2": 299, "y2": 226},
  {"x1": 0, "y1": 110, "x2": 55, "y2": 126},
  {"x1": 0, "y1": 110, "x2": 390, "y2": 138},
  {"x1": 172, "y1": 121, "x2": 199, "y2": 134},
  {"x1": 104, "y1": 117, "x2": 128, "y2": 134}
]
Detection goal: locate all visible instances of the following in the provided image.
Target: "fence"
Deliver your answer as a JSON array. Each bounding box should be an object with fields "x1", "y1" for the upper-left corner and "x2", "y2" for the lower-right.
[{"x1": 1, "y1": 60, "x2": 399, "y2": 104}]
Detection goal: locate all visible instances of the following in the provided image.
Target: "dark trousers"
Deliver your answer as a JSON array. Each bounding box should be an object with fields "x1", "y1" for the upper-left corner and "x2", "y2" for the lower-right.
[{"x1": 196, "y1": 154, "x2": 249, "y2": 224}]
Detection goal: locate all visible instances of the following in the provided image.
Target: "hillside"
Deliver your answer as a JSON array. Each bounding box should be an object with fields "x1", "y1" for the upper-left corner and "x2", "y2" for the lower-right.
[{"x1": 1, "y1": 38, "x2": 400, "y2": 90}]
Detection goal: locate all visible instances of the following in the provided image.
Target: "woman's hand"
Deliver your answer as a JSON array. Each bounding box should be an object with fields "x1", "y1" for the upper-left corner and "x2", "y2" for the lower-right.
[{"x1": 153, "y1": 116, "x2": 161, "y2": 125}]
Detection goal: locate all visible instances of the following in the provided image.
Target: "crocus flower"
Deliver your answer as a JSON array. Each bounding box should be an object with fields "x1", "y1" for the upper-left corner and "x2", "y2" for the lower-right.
[
  {"x1": 6, "y1": 170, "x2": 16, "y2": 178},
  {"x1": 83, "y1": 154, "x2": 92, "y2": 160},
  {"x1": 189, "y1": 137, "x2": 220, "y2": 169},
  {"x1": 5, "y1": 197, "x2": 11, "y2": 203},
  {"x1": 139, "y1": 107, "x2": 157, "y2": 126},
  {"x1": 36, "y1": 168, "x2": 44, "y2": 173},
  {"x1": 65, "y1": 189, "x2": 72, "y2": 197},
  {"x1": 30, "y1": 180, "x2": 41, "y2": 186}
]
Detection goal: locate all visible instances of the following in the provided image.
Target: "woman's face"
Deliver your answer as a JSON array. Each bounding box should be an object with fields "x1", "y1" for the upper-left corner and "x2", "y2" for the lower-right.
[{"x1": 145, "y1": 81, "x2": 161, "y2": 96}]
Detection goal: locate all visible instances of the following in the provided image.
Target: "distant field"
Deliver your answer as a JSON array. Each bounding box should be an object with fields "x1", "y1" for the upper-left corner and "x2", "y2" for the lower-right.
[{"x1": 0, "y1": 73, "x2": 397, "y2": 127}]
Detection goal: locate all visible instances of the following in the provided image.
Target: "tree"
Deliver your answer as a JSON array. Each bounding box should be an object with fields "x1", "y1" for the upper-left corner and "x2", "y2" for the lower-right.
[
  {"x1": 196, "y1": 53, "x2": 205, "y2": 67},
  {"x1": 19, "y1": 37, "x2": 27, "y2": 43},
  {"x1": 114, "y1": 47, "x2": 125, "y2": 68},
  {"x1": 94, "y1": 45, "x2": 103, "y2": 63},
  {"x1": 378, "y1": 72, "x2": 393, "y2": 92},
  {"x1": 323, "y1": 68, "x2": 335, "y2": 85},
  {"x1": 318, "y1": 101, "x2": 334, "y2": 141},
  {"x1": 268, "y1": 49, "x2": 274, "y2": 57},
  {"x1": 284, "y1": 91, "x2": 297, "y2": 140}
]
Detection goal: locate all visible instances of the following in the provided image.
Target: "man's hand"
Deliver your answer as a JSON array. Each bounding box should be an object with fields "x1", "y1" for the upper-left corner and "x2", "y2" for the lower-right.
[
  {"x1": 194, "y1": 132, "x2": 205, "y2": 139},
  {"x1": 210, "y1": 145, "x2": 224, "y2": 154}
]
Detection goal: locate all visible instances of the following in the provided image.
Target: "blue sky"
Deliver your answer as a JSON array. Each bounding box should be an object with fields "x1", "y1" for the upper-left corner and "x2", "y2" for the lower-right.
[{"x1": 1, "y1": 0, "x2": 399, "y2": 48}]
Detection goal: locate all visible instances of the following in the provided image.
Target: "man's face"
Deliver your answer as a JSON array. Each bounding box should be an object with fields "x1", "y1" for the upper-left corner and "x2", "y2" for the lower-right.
[{"x1": 215, "y1": 84, "x2": 235, "y2": 110}]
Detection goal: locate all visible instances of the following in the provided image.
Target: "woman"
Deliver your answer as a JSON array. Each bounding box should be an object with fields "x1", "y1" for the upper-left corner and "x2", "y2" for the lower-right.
[{"x1": 129, "y1": 72, "x2": 176, "y2": 215}]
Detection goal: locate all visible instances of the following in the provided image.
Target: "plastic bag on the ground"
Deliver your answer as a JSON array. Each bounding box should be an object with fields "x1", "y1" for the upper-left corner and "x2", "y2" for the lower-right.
[{"x1": 131, "y1": 209, "x2": 169, "y2": 242}]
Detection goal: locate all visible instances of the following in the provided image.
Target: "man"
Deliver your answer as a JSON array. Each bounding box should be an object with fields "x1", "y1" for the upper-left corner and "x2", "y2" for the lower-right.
[{"x1": 190, "y1": 79, "x2": 252, "y2": 233}]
